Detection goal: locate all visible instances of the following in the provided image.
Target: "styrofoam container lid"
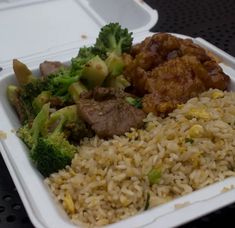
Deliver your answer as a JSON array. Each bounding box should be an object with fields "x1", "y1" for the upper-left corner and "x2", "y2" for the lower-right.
[{"x1": 0, "y1": 0, "x2": 158, "y2": 68}]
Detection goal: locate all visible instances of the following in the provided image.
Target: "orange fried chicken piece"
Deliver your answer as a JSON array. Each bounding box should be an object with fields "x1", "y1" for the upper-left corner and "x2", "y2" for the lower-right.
[
  {"x1": 142, "y1": 56, "x2": 208, "y2": 115},
  {"x1": 124, "y1": 33, "x2": 230, "y2": 116}
]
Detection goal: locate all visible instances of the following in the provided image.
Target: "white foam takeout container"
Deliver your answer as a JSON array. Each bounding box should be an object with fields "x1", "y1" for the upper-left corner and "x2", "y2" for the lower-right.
[{"x1": 1, "y1": 0, "x2": 235, "y2": 227}]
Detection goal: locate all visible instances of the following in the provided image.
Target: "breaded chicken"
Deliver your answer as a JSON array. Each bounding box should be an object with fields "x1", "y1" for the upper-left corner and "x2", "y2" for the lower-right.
[{"x1": 124, "y1": 33, "x2": 230, "y2": 116}]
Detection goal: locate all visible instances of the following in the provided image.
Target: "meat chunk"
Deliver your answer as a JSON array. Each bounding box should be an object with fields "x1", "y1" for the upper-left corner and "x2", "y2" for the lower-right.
[
  {"x1": 78, "y1": 87, "x2": 146, "y2": 138},
  {"x1": 80, "y1": 87, "x2": 127, "y2": 100},
  {"x1": 142, "y1": 56, "x2": 208, "y2": 115},
  {"x1": 129, "y1": 33, "x2": 210, "y2": 64},
  {"x1": 124, "y1": 33, "x2": 230, "y2": 115},
  {"x1": 39, "y1": 61, "x2": 64, "y2": 77}
]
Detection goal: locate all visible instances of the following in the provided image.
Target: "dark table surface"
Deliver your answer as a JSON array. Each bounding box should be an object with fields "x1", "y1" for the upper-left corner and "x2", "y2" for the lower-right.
[{"x1": 0, "y1": 0, "x2": 235, "y2": 227}]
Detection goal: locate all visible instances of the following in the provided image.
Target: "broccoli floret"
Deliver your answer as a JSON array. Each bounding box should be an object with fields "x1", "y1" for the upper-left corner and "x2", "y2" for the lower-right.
[
  {"x1": 70, "y1": 46, "x2": 104, "y2": 78},
  {"x1": 95, "y1": 23, "x2": 133, "y2": 56},
  {"x1": 95, "y1": 23, "x2": 133, "y2": 77},
  {"x1": 65, "y1": 120, "x2": 94, "y2": 143},
  {"x1": 32, "y1": 130, "x2": 78, "y2": 177},
  {"x1": 71, "y1": 47, "x2": 96, "y2": 75},
  {"x1": 46, "y1": 68, "x2": 79, "y2": 97},
  {"x1": 21, "y1": 79, "x2": 47, "y2": 98},
  {"x1": 18, "y1": 80, "x2": 47, "y2": 122},
  {"x1": 32, "y1": 67, "x2": 81, "y2": 106},
  {"x1": 94, "y1": 23, "x2": 133, "y2": 84},
  {"x1": 32, "y1": 105, "x2": 78, "y2": 176},
  {"x1": 71, "y1": 47, "x2": 108, "y2": 89},
  {"x1": 17, "y1": 124, "x2": 34, "y2": 149},
  {"x1": 18, "y1": 103, "x2": 78, "y2": 177}
]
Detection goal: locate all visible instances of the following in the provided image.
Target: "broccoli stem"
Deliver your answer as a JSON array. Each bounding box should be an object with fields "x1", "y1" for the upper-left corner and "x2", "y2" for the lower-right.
[
  {"x1": 7, "y1": 85, "x2": 30, "y2": 123},
  {"x1": 81, "y1": 56, "x2": 108, "y2": 89},
  {"x1": 17, "y1": 103, "x2": 50, "y2": 149},
  {"x1": 7, "y1": 85, "x2": 19, "y2": 106},
  {"x1": 13, "y1": 59, "x2": 36, "y2": 86},
  {"x1": 68, "y1": 81, "x2": 87, "y2": 103},
  {"x1": 48, "y1": 105, "x2": 78, "y2": 130},
  {"x1": 31, "y1": 103, "x2": 50, "y2": 145},
  {"x1": 52, "y1": 75, "x2": 80, "y2": 85},
  {"x1": 104, "y1": 75, "x2": 130, "y2": 90},
  {"x1": 32, "y1": 91, "x2": 51, "y2": 114},
  {"x1": 105, "y1": 53, "x2": 124, "y2": 76}
]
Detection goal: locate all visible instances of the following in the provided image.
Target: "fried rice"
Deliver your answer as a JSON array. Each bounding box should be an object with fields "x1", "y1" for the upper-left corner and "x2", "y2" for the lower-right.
[{"x1": 45, "y1": 89, "x2": 235, "y2": 227}]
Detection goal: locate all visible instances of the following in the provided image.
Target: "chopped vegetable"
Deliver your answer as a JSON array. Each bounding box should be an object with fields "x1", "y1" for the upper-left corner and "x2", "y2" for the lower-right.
[
  {"x1": 33, "y1": 128, "x2": 78, "y2": 177},
  {"x1": 48, "y1": 105, "x2": 78, "y2": 128},
  {"x1": 70, "y1": 46, "x2": 96, "y2": 76},
  {"x1": 81, "y1": 56, "x2": 108, "y2": 88},
  {"x1": 104, "y1": 74, "x2": 130, "y2": 90},
  {"x1": 148, "y1": 168, "x2": 161, "y2": 185},
  {"x1": 95, "y1": 22, "x2": 133, "y2": 78},
  {"x1": 17, "y1": 103, "x2": 50, "y2": 149},
  {"x1": 105, "y1": 53, "x2": 124, "y2": 76},
  {"x1": 68, "y1": 81, "x2": 88, "y2": 103},
  {"x1": 9, "y1": 60, "x2": 48, "y2": 122},
  {"x1": 46, "y1": 68, "x2": 80, "y2": 98},
  {"x1": 144, "y1": 192, "x2": 150, "y2": 210},
  {"x1": 32, "y1": 91, "x2": 51, "y2": 113},
  {"x1": 7, "y1": 85, "x2": 28, "y2": 122},
  {"x1": 13, "y1": 59, "x2": 35, "y2": 86},
  {"x1": 125, "y1": 97, "x2": 142, "y2": 108}
]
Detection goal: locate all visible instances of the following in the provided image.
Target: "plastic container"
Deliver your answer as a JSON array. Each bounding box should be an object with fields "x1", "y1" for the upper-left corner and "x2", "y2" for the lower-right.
[{"x1": 1, "y1": 1, "x2": 235, "y2": 228}]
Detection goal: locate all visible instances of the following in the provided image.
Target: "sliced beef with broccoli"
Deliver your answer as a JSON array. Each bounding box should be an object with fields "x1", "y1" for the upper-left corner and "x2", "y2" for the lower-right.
[{"x1": 77, "y1": 87, "x2": 146, "y2": 138}]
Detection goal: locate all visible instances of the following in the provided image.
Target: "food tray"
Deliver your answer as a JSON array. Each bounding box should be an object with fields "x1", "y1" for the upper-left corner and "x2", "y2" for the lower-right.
[
  {"x1": 1, "y1": 0, "x2": 235, "y2": 227},
  {"x1": 1, "y1": 32, "x2": 235, "y2": 228}
]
